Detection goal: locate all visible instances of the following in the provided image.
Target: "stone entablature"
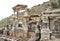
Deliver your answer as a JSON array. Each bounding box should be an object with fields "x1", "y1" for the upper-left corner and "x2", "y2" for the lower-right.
[
  {"x1": 12, "y1": 4, "x2": 27, "y2": 12},
  {"x1": 42, "y1": 9, "x2": 60, "y2": 21}
]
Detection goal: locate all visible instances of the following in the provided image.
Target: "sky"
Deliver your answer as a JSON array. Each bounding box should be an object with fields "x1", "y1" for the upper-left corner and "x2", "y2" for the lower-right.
[{"x1": 0, "y1": 0, "x2": 49, "y2": 20}]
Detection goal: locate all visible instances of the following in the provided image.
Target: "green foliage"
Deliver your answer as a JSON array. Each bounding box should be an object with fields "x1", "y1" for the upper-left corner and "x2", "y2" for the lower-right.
[
  {"x1": 51, "y1": 2, "x2": 58, "y2": 8},
  {"x1": 29, "y1": 6, "x2": 42, "y2": 15},
  {"x1": 31, "y1": 8, "x2": 35, "y2": 11},
  {"x1": 58, "y1": 0, "x2": 60, "y2": 5},
  {"x1": 28, "y1": 8, "x2": 36, "y2": 14},
  {"x1": 51, "y1": 2, "x2": 60, "y2": 9},
  {"x1": 0, "y1": 22, "x2": 4, "y2": 27},
  {"x1": 7, "y1": 20, "x2": 13, "y2": 25},
  {"x1": 19, "y1": 18, "x2": 24, "y2": 23}
]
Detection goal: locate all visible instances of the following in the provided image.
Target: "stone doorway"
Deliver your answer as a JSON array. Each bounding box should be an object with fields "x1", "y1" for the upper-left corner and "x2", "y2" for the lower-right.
[{"x1": 54, "y1": 20, "x2": 60, "y2": 38}]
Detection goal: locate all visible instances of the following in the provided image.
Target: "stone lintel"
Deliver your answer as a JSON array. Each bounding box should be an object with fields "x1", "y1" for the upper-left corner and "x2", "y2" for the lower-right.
[{"x1": 12, "y1": 4, "x2": 27, "y2": 11}]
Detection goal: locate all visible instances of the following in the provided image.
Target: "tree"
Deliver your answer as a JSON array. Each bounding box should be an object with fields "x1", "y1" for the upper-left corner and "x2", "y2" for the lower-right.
[
  {"x1": 0, "y1": 22, "x2": 4, "y2": 27},
  {"x1": 51, "y1": 2, "x2": 58, "y2": 9}
]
